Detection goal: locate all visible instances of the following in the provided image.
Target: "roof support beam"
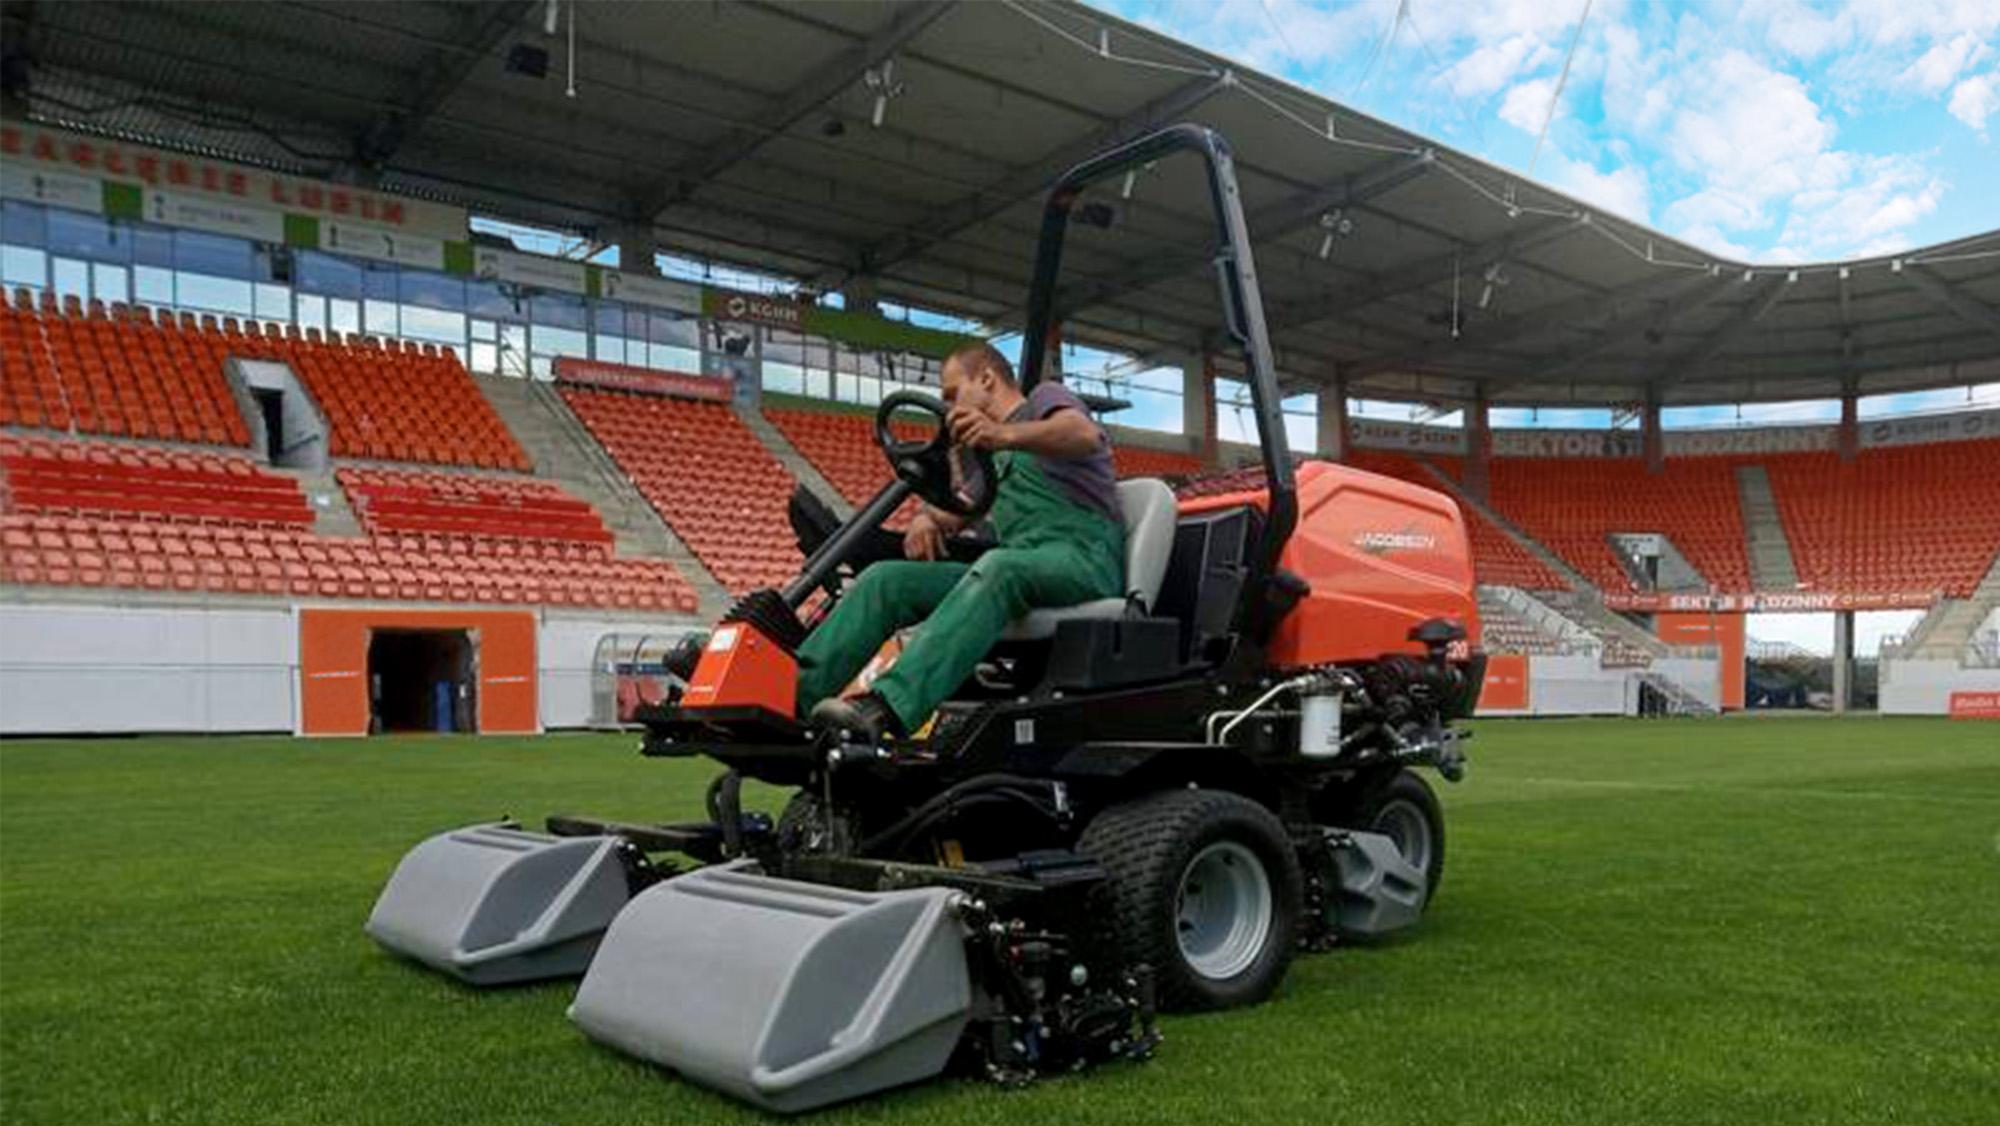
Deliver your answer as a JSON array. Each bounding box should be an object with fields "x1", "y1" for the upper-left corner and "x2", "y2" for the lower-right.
[
  {"x1": 356, "y1": 0, "x2": 536, "y2": 166},
  {"x1": 1259, "y1": 213, "x2": 1585, "y2": 339},
  {"x1": 1651, "y1": 276, "x2": 1794, "y2": 384},
  {"x1": 1899, "y1": 263, "x2": 2000, "y2": 344},
  {"x1": 634, "y1": 0, "x2": 956, "y2": 221},
  {"x1": 832, "y1": 71, "x2": 1234, "y2": 284},
  {"x1": 1042, "y1": 149, "x2": 1436, "y2": 320},
  {"x1": 1480, "y1": 273, "x2": 1738, "y2": 394},
  {"x1": 1347, "y1": 268, "x2": 1701, "y2": 378}
]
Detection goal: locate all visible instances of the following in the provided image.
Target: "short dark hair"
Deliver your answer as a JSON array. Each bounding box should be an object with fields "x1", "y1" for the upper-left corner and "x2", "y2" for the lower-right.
[{"x1": 944, "y1": 340, "x2": 1016, "y2": 386}]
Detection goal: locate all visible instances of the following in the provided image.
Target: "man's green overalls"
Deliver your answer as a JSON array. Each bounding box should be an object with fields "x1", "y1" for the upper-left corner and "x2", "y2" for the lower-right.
[{"x1": 795, "y1": 448, "x2": 1125, "y2": 731}]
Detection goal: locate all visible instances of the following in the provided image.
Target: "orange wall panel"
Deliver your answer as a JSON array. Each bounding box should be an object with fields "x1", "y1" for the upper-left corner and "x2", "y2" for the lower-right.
[
  {"x1": 298, "y1": 608, "x2": 538, "y2": 736},
  {"x1": 1479, "y1": 654, "x2": 1531, "y2": 711},
  {"x1": 1654, "y1": 612, "x2": 1746, "y2": 710}
]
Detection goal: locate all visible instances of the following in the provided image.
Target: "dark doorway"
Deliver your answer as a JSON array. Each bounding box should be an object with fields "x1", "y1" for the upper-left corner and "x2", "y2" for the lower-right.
[
  {"x1": 252, "y1": 388, "x2": 285, "y2": 463},
  {"x1": 368, "y1": 629, "x2": 476, "y2": 733}
]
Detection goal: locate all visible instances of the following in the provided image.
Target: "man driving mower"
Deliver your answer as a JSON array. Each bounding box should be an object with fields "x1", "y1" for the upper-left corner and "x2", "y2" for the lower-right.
[{"x1": 798, "y1": 340, "x2": 1125, "y2": 741}]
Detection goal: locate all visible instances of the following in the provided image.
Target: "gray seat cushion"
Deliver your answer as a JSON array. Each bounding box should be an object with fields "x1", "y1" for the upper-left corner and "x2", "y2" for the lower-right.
[{"x1": 1001, "y1": 478, "x2": 1178, "y2": 642}]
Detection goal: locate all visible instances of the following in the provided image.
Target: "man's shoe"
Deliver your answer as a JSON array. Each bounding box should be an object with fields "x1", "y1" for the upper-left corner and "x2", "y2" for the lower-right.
[{"x1": 809, "y1": 693, "x2": 901, "y2": 742}]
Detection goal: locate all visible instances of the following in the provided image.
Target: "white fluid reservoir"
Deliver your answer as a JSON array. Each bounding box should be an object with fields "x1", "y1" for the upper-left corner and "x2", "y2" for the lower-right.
[{"x1": 1299, "y1": 693, "x2": 1342, "y2": 758}]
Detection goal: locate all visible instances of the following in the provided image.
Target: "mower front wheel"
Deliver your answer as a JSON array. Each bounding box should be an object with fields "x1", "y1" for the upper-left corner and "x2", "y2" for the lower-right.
[
  {"x1": 1080, "y1": 788, "x2": 1302, "y2": 1012},
  {"x1": 1331, "y1": 768, "x2": 1446, "y2": 904}
]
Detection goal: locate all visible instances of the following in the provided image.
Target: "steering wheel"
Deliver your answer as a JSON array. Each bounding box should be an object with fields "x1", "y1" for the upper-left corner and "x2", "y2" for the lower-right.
[{"x1": 874, "y1": 390, "x2": 998, "y2": 520}]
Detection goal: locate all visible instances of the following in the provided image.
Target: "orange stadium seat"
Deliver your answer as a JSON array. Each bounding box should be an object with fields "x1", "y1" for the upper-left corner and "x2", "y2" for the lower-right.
[
  {"x1": 1763, "y1": 439, "x2": 2000, "y2": 599},
  {"x1": 1484, "y1": 457, "x2": 1752, "y2": 593},
  {"x1": 0, "y1": 435, "x2": 696, "y2": 613},
  {"x1": 563, "y1": 387, "x2": 799, "y2": 594}
]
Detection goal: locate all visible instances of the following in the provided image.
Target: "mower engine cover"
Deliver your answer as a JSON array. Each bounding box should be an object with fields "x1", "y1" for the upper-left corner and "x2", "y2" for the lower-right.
[{"x1": 1180, "y1": 460, "x2": 1480, "y2": 667}]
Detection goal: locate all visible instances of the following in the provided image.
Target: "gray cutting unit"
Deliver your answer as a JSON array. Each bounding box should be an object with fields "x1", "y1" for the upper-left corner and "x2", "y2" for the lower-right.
[
  {"x1": 568, "y1": 862, "x2": 973, "y2": 1114},
  {"x1": 365, "y1": 823, "x2": 638, "y2": 985}
]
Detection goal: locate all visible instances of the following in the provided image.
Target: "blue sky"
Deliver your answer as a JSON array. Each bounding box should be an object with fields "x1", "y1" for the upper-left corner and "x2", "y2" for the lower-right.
[{"x1": 1100, "y1": 0, "x2": 2000, "y2": 262}]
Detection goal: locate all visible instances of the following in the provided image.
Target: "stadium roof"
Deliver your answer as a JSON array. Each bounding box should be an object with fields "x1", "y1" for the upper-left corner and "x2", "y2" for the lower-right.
[{"x1": 7, "y1": 0, "x2": 1999, "y2": 407}]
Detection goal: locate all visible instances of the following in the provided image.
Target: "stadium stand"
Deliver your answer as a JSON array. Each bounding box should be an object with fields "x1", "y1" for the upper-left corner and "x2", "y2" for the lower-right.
[
  {"x1": 237, "y1": 330, "x2": 529, "y2": 470},
  {"x1": 1763, "y1": 439, "x2": 2000, "y2": 598},
  {"x1": 0, "y1": 435, "x2": 694, "y2": 611},
  {"x1": 562, "y1": 387, "x2": 800, "y2": 593},
  {"x1": 3, "y1": 291, "x2": 250, "y2": 445},
  {"x1": 1112, "y1": 443, "x2": 1205, "y2": 480},
  {"x1": 2, "y1": 297, "x2": 528, "y2": 470},
  {"x1": 1485, "y1": 458, "x2": 1753, "y2": 593},
  {"x1": 338, "y1": 467, "x2": 612, "y2": 545},
  {"x1": 765, "y1": 403, "x2": 923, "y2": 514}
]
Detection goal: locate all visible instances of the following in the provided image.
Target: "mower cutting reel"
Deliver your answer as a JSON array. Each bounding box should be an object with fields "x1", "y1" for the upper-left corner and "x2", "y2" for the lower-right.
[
  {"x1": 365, "y1": 823, "x2": 646, "y2": 985},
  {"x1": 569, "y1": 863, "x2": 974, "y2": 1114}
]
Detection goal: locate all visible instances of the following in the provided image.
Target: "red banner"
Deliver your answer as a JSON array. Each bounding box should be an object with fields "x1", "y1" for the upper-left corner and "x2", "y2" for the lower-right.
[
  {"x1": 1948, "y1": 691, "x2": 2000, "y2": 719},
  {"x1": 1478, "y1": 654, "x2": 1531, "y2": 712},
  {"x1": 1602, "y1": 590, "x2": 1941, "y2": 613},
  {"x1": 554, "y1": 357, "x2": 732, "y2": 402}
]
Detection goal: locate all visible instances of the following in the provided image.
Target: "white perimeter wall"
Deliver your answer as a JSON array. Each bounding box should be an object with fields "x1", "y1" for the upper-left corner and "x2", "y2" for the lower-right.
[
  {"x1": 0, "y1": 604, "x2": 297, "y2": 734},
  {"x1": 0, "y1": 603, "x2": 702, "y2": 734},
  {"x1": 537, "y1": 615, "x2": 702, "y2": 730},
  {"x1": 1878, "y1": 658, "x2": 2000, "y2": 715}
]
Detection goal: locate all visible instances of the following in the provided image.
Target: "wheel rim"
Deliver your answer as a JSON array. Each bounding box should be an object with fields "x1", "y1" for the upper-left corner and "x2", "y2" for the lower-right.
[
  {"x1": 1374, "y1": 799, "x2": 1434, "y2": 872},
  {"x1": 1174, "y1": 841, "x2": 1274, "y2": 981}
]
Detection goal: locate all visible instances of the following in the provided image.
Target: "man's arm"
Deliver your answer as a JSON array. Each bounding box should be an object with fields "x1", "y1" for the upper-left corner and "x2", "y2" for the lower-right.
[
  {"x1": 949, "y1": 405, "x2": 1100, "y2": 459},
  {"x1": 904, "y1": 504, "x2": 966, "y2": 561}
]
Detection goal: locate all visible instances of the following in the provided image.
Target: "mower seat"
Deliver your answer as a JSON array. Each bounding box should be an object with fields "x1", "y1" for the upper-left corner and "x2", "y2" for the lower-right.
[{"x1": 1001, "y1": 477, "x2": 1178, "y2": 641}]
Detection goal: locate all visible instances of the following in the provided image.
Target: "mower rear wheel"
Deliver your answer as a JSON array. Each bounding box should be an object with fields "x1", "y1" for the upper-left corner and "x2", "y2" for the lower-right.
[{"x1": 1079, "y1": 788, "x2": 1302, "y2": 1012}]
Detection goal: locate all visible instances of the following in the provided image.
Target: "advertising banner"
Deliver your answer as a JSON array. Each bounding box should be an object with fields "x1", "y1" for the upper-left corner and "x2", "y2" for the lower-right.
[
  {"x1": 1662, "y1": 426, "x2": 1838, "y2": 456},
  {"x1": 553, "y1": 357, "x2": 731, "y2": 401},
  {"x1": 1860, "y1": 407, "x2": 2000, "y2": 448},
  {"x1": 601, "y1": 272, "x2": 702, "y2": 315},
  {"x1": 1350, "y1": 418, "x2": 1468, "y2": 455},
  {"x1": 473, "y1": 247, "x2": 590, "y2": 294},
  {"x1": 1603, "y1": 590, "x2": 1941, "y2": 612},
  {"x1": 1491, "y1": 429, "x2": 1644, "y2": 458},
  {"x1": 0, "y1": 121, "x2": 466, "y2": 239},
  {"x1": 703, "y1": 287, "x2": 805, "y2": 329},
  {"x1": 1947, "y1": 691, "x2": 2000, "y2": 719}
]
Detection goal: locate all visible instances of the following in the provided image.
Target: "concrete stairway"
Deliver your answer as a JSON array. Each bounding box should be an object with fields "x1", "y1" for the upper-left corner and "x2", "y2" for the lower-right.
[
  {"x1": 1894, "y1": 551, "x2": 2000, "y2": 659},
  {"x1": 1413, "y1": 461, "x2": 1593, "y2": 592},
  {"x1": 735, "y1": 402, "x2": 853, "y2": 518},
  {"x1": 293, "y1": 469, "x2": 363, "y2": 537},
  {"x1": 474, "y1": 375, "x2": 730, "y2": 617},
  {"x1": 1734, "y1": 464, "x2": 1799, "y2": 589},
  {"x1": 1635, "y1": 668, "x2": 1719, "y2": 716}
]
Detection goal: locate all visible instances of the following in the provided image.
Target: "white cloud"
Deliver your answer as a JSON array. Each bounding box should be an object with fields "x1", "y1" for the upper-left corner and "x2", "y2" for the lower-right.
[
  {"x1": 1899, "y1": 31, "x2": 1991, "y2": 91},
  {"x1": 1441, "y1": 33, "x2": 1551, "y2": 98},
  {"x1": 1948, "y1": 70, "x2": 2000, "y2": 131},
  {"x1": 1540, "y1": 150, "x2": 1652, "y2": 223},
  {"x1": 1498, "y1": 77, "x2": 1556, "y2": 134}
]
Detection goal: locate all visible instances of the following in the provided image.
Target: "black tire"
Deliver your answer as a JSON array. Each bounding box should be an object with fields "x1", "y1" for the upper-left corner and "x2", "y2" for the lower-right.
[
  {"x1": 1327, "y1": 769, "x2": 1446, "y2": 904},
  {"x1": 1079, "y1": 788, "x2": 1302, "y2": 1013}
]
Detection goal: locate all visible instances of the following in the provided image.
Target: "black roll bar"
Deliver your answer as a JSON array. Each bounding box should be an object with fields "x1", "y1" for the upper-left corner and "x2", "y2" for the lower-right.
[{"x1": 1016, "y1": 124, "x2": 1298, "y2": 636}]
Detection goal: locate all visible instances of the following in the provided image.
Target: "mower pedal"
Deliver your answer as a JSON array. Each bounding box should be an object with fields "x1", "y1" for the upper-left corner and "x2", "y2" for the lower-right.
[
  {"x1": 365, "y1": 823, "x2": 640, "y2": 985},
  {"x1": 569, "y1": 861, "x2": 972, "y2": 1113}
]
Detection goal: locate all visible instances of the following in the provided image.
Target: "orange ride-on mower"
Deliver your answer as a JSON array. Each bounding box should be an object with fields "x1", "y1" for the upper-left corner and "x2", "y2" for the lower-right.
[{"x1": 366, "y1": 125, "x2": 1483, "y2": 1113}]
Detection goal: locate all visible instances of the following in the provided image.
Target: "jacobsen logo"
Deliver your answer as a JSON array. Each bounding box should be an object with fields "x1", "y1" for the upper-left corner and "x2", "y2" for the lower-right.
[{"x1": 1354, "y1": 530, "x2": 1437, "y2": 555}]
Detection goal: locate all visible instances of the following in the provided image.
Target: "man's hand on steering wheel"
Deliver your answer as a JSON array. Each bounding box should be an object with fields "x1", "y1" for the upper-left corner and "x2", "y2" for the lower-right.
[
  {"x1": 875, "y1": 391, "x2": 998, "y2": 520},
  {"x1": 947, "y1": 406, "x2": 1012, "y2": 451}
]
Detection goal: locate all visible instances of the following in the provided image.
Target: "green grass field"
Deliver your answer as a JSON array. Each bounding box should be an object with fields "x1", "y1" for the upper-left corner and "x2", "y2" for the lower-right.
[{"x1": 3, "y1": 718, "x2": 1996, "y2": 1125}]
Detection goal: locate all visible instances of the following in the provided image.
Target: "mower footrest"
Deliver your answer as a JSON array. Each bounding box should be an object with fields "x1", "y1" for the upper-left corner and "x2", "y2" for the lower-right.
[
  {"x1": 1328, "y1": 829, "x2": 1427, "y2": 938},
  {"x1": 569, "y1": 862, "x2": 971, "y2": 1114},
  {"x1": 365, "y1": 823, "x2": 636, "y2": 985}
]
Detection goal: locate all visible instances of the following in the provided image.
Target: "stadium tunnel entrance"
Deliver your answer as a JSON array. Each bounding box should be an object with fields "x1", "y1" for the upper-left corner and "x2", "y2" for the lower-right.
[{"x1": 368, "y1": 629, "x2": 474, "y2": 734}]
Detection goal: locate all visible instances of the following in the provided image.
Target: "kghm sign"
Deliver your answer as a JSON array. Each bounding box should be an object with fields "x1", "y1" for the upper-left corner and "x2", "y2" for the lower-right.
[{"x1": 706, "y1": 289, "x2": 804, "y2": 329}]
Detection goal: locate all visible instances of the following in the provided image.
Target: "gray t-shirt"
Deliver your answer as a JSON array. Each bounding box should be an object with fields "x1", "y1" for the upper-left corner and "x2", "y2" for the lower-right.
[{"x1": 1008, "y1": 381, "x2": 1121, "y2": 524}]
